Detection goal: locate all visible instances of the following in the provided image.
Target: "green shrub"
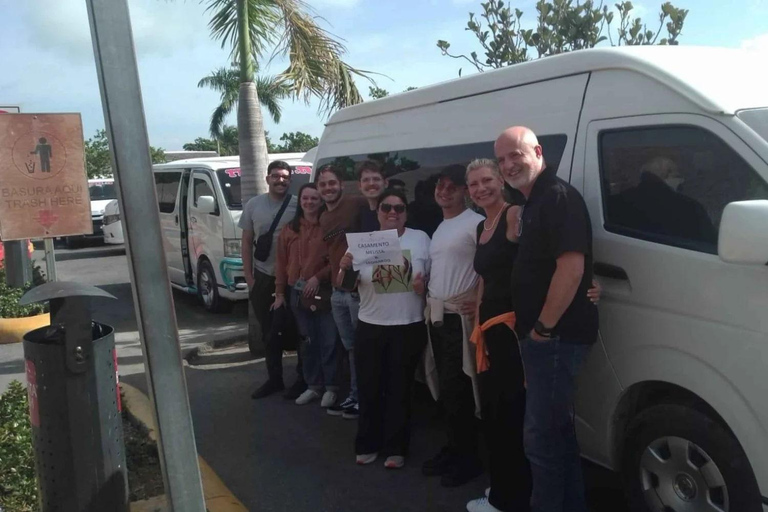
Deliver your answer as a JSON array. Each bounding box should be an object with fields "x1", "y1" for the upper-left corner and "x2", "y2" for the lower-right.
[
  {"x1": 0, "y1": 268, "x2": 46, "y2": 319},
  {"x1": 0, "y1": 381, "x2": 38, "y2": 512}
]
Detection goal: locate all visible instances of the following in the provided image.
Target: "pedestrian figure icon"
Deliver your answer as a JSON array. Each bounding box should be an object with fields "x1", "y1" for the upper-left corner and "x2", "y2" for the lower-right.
[{"x1": 29, "y1": 137, "x2": 53, "y2": 173}]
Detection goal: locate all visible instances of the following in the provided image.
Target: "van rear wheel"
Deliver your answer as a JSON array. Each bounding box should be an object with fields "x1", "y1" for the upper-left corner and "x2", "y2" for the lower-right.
[
  {"x1": 197, "y1": 259, "x2": 232, "y2": 314},
  {"x1": 622, "y1": 404, "x2": 761, "y2": 512}
]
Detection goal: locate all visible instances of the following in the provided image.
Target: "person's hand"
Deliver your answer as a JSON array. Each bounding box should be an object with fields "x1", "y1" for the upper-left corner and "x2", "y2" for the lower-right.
[
  {"x1": 529, "y1": 329, "x2": 550, "y2": 342},
  {"x1": 413, "y1": 272, "x2": 426, "y2": 296},
  {"x1": 458, "y1": 301, "x2": 476, "y2": 316},
  {"x1": 303, "y1": 276, "x2": 320, "y2": 298},
  {"x1": 587, "y1": 278, "x2": 602, "y2": 304},
  {"x1": 271, "y1": 294, "x2": 285, "y2": 310},
  {"x1": 339, "y1": 252, "x2": 354, "y2": 271},
  {"x1": 245, "y1": 273, "x2": 255, "y2": 290}
]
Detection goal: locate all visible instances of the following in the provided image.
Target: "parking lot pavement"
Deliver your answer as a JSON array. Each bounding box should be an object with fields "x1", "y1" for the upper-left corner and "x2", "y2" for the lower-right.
[{"x1": 123, "y1": 356, "x2": 629, "y2": 512}]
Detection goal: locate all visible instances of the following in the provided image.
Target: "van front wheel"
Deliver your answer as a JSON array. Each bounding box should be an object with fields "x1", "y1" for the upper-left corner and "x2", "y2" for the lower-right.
[
  {"x1": 622, "y1": 404, "x2": 761, "y2": 512},
  {"x1": 197, "y1": 260, "x2": 232, "y2": 314}
]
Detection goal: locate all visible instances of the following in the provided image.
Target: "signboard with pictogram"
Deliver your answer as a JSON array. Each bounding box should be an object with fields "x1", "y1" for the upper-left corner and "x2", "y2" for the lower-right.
[{"x1": 0, "y1": 113, "x2": 91, "y2": 240}]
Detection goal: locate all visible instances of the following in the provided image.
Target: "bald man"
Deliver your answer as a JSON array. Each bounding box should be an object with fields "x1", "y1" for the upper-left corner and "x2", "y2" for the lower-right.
[{"x1": 494, "y1": 127, "x2": 598, "y2": 512}]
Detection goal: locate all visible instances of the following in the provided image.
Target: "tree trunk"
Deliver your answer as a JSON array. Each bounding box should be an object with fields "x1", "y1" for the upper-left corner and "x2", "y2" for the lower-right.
[{"x1": 238, "y1": 82, "x2": 269, "y2": 203}]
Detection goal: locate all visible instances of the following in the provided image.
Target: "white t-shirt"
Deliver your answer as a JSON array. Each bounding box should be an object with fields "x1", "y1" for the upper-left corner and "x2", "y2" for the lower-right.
[
  {"x1": 358, "y1": 228, "x2": 431, "y2": 326},
  {"x1": 428, "y1": 208, "x2": 483, "y2": 301},
  {"x1": 238, "y1": 193, "x2": 298, "y2": 276}
]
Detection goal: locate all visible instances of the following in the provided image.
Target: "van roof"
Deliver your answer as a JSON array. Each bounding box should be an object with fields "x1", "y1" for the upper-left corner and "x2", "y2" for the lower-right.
[
  {"x1": 153, "y1": 153, "x2": 311, "y2": 169},
  {"x1": 328, "y1": 46, "x2": 767, "y2": 125}
]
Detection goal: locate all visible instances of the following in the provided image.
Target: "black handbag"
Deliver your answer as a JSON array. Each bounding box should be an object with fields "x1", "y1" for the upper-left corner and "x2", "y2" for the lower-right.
[
  {"x1": 253, "y1": 194, "x2": 292, "y2": 262},
  {"x1": 299, "y1": 283, "x2": 333, "y2": 313}
]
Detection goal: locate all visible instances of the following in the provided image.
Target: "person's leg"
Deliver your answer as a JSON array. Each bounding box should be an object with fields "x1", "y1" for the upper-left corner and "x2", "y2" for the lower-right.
[
  {"x1": 346, "y1": 292, "x2": 361, "y2": 401},
  {"x1": 482, "y1": 324, "x2": 530, "y2": 511},
  {"x1": 292, "y1": 289, "x2": 322, "y2": 393},
  {"x1": 317, "y1": 310, "x2": 340, "y2": 392},
  {"x1": 331, "y1": 290, "x2": 357, "y2": 401},
  {"x1": 382, "y1": 322, "x2": 427, "y2": 458},
  {"x1": 433, "y1": 316, "x2": 481, "y2": 466},
  {"x1": 251, "y1": 270, "x2": 282, "y2": 384},
  {"x1": 354, "y1": 320, "x2": 384, "y2": 456},
  {"x1": 521, "y1": 337, "x2": 590, "y2": 512}
]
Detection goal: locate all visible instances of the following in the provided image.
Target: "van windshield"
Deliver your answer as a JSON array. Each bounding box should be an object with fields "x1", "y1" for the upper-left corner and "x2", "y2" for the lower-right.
[
  {"x1": 89, "y1": 183, "x2": 117, "y2": 200},
  {"x1": 739, "y1": 108, "x2": 768, "y2": 143},
  {"x1": 216, "y1": 168, "x2": 242, "y2": 209}
]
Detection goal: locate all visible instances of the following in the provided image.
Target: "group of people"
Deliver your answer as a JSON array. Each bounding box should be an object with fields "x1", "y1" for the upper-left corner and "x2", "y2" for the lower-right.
[{"x1": 239, "y1": 125, "x2": 601, "y2": 512}]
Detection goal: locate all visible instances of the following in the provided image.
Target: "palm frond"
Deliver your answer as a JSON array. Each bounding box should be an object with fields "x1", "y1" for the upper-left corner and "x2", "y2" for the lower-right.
[
  {"x1": 317, "y1": 60, "x2": 370, "y2": 116},
  {"x1": 205, "y1": 0, "x2": 278, "y2": 72},
  {"x1": 255, "y1": 75, "x2": 290, "y2": 123},
  {"x1": 209, "y1": 104, "x2": 232, "y2": 139}
]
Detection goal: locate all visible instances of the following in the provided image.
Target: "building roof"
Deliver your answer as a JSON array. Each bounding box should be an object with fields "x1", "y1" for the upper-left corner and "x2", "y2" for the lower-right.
[{"x1": 328, "y1": 46, "x2": 768, "y2": 125}]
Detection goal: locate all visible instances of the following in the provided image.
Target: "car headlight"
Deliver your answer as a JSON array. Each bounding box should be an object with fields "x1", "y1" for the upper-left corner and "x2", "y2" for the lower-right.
[
  {"x1": 103, "y1": 214, "x2": 121, "y2": 226},
  {"x1": 224, "y1": 238, "x2": 241, "y2": 257}
]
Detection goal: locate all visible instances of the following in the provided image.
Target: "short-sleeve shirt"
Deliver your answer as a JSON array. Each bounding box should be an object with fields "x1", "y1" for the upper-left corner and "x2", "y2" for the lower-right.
[
  {"x1": 511, "y1": 167, "x2": 598, "y2": 344},
  {"x1": 357, "y1": 228, "x2": 431, "y2": 326},
  {"x1": 428, "y1": 208, "x2": 483, "y2": 301},
  {"x1": 238, "y1": 193, "x2": 297, "y2": 276}
]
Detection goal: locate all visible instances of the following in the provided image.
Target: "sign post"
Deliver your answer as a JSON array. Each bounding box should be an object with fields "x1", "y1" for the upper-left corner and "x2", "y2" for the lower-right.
[{"x1": 84, "y1": 0, "x2": 206, "y2": 510}]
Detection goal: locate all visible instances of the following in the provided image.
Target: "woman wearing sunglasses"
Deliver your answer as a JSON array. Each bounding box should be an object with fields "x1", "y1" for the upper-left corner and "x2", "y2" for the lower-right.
[
  {"x1": 338, "y1": 189, "x2": 431, "y2": 469},
  {"x1": 274, "y1": 183, "x2": 339, "y2": 408},
  {"x1": 465, "y1": 159, "x2": 601, "y2": 512}
]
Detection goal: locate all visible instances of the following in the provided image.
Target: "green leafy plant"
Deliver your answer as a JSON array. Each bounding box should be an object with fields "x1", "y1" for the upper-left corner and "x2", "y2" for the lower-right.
[
  {"x1": 0, "y1": 268, "x2": 46, "y2": 319},
  {"x1": 0, "y1": 381, "x2": 38, "y2": 512}
]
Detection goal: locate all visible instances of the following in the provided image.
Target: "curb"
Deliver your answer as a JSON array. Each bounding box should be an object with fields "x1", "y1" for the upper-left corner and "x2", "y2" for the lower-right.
[
  {"x1": 122, "y1": 383, "x2": 248, "y2": 512},
  {"x1": 182, "y1": 333, "x2": 250, "y2": 363}
]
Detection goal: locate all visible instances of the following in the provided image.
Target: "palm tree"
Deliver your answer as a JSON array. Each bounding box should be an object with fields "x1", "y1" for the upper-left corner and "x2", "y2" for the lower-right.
[
  {"x1": 204, "y1": 0, "x2": 373, "y2": 201},
  {"x1": 198, "y1": 66, "x2": 289, "y2": 140}
]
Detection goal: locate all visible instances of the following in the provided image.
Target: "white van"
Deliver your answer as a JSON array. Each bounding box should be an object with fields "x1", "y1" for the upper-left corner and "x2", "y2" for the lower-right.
[
  {"x1": 313, "y1": 47, "x2": 768, "y2": 512},
  {"x1": 104, "y1": 155, "x2": 312, "y2": 312},
  {"x1": 63, "y1": 178, "x2": 118, "y2": 247}
]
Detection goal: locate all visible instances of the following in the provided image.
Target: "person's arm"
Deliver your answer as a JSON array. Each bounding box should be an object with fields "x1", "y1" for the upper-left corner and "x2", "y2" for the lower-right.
[
  {"x1": 532, "y1": 252, "x2": 584, "y2": 340},
  {"x1": 505, "y1": 205, "x2": 522, "y2": 242},
  {"x1": 241, "y1": 228, "x2": 255, "y2": 289},
  {"x1": 474, "y1": 277, "x2": 484, "y2": 323}
]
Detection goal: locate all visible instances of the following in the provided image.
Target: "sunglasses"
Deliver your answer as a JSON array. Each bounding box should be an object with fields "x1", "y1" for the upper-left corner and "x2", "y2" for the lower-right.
[{"x1": 379, "y1": 203, "x2": 406, "y2": 214}]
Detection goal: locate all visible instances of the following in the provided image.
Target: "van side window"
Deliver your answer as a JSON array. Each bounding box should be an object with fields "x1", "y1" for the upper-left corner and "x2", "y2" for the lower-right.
[
  {"x1": 193, "y1": 177, "x2": 215, "y2": 207},
  {"x1": 154, "y1": 171, "x2": 182, "y2": 214},
  {"x1": 315, "y1": 134, "x2": 568, "y2": 198},
  {"x1": 599, "y1": 126, "x2": 768, "y2": 254}
]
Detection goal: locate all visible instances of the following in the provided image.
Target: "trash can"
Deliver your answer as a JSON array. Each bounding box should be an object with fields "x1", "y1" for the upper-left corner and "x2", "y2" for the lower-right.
[{"x1": 21, "y1": 282, "x2": 128, "y2": 512}]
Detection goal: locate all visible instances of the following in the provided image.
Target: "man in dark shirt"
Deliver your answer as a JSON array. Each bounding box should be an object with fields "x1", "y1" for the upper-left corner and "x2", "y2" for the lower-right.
[{"x1": 495, "y1": 126, "x2": 598, "y2": 512}]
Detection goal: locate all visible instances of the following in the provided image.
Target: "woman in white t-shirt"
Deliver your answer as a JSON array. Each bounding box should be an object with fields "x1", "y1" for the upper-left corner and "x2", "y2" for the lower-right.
[{"x1": 339, "y1": 189, "x2": 430, "y2": 470}]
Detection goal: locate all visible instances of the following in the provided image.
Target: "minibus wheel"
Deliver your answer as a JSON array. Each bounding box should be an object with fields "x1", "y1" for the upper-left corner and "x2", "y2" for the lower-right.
[
  {"x1": 622, "y1": 403, "x2": 761, "y2": 512},
  {"x1": 197, "y1": 259, "x2": 232, "y2": 313}
]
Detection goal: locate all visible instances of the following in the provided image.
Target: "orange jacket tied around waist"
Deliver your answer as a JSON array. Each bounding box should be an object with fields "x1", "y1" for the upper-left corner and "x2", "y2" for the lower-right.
[{"x1": 469, "y1": 311, "x2": 516, "y2": 373}]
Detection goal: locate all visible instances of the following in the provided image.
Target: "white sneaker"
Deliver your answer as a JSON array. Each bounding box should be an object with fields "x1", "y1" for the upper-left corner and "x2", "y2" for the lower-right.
[
  {"x1": 356, "y1": 452, "x2": 378, "y2": 465},
  {"x1": 295, "y1": 389, "x2": 320, "y2": 405},
  {"x1": 466, "y1": 497, "x2": 501, "y2": 512},
  {"x1": 320, "y1": 391, "x2": 337, "y2": 408},
  {"x1": 485, "y1": 487, "x2": 490, "y2": 497},
  {"x1": 384, "y1": 455, "x2": 404, "y2": 469}
]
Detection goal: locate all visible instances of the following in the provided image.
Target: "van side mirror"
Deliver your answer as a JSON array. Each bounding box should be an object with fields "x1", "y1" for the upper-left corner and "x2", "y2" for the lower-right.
[
  {"x1": 197, "y1": 195, "x2": 217, "y2": 215},
  {"x1": 718, "y1": 200, "x2": 768, "y2": 265}
]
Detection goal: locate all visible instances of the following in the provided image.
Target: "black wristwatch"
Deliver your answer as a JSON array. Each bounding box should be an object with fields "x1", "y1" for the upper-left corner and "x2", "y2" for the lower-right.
[{"x1": 534, "y1": 320, "x2": 554, "y2": 338}]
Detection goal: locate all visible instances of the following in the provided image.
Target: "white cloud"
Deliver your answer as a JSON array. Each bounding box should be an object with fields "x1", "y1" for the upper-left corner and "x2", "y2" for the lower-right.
[{"x1": 741, "y1": 33, "x2": 768, "y2": 54}]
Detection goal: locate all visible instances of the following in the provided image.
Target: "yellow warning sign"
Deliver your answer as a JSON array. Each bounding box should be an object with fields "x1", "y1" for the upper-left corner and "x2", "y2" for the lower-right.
[{"x1": 0, "y1": 113, "x2": 91, "y2": 240}]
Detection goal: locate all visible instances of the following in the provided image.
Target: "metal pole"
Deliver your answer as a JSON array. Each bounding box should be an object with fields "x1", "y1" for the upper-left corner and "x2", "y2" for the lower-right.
[
  {"x1": 43, "y1": 238, "x2": 57, "y2": 282},
  {"x1": 3, "y1": 241, "x2": 32, "y2": 287},
  {"x1": 84, "y1": 1, "x2": 206, "y2": 510}
]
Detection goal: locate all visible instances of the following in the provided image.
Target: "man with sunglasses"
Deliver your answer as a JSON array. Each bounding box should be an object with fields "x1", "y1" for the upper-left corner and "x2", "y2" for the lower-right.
[
  {"x1": 494, "y1": 126, "x2": 598, "y2": 512},
  {"x1": 417, "y1": 165, "x2": 485, "y2": 487},
  {"x1": 240, "y1": 161, "x2": 305, "y2": 400}
]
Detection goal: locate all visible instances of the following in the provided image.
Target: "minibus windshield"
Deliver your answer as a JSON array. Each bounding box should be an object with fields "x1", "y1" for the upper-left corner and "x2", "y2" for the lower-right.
[
  {"x1": 739, "y1": 108, "x2": 768, "y2": 143},
  {"x1": 216, "y1": 168, "x2": 242, "y2": 209}
]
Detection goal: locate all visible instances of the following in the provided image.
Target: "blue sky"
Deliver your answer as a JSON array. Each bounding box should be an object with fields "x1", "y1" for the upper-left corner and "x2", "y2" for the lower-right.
[{"x1": 3, "y1": 0, "x2": 767, "y2": 150}]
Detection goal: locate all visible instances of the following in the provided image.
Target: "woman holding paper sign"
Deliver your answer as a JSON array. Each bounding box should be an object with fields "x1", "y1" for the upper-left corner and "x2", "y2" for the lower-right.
[
  {"x1": 274, "y1": 183, "x2": 339, "y2": 408},
  {"x1": 338, "y1": 189, "x2": 430, "y2": 469}
]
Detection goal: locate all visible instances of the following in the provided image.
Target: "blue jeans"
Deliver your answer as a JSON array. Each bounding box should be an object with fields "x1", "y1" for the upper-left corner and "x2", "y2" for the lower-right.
[
  {"x1": 291, "y1": 288, "x2": 339, "y2": 392},
  {"x1": 519, "y1": 337, "x2": 591, "y2": 512},
  {"x1": 331, "y1": 289, "x2": 360, "y2": 401}
]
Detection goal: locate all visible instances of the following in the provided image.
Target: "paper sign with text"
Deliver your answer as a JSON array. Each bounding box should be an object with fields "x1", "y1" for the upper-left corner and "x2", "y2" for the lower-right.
[
  {"x1": 0, "y1": 113, "x2": 90, "y2": 240},
  {"x1": 346, "y1": 229, "x2": 403, "y2": 270}
]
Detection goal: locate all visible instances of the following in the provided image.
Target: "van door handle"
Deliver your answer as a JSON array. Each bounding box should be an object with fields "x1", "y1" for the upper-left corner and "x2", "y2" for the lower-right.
[
  {"x1": 175, "y1": 215, "x2": 179, "y2": 225},
  {"x1": 594, "y1": 262, "x2": 628, "y2": 281}
]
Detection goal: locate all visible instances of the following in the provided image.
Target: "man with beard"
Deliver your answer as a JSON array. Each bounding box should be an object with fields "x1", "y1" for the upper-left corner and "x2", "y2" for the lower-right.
[
  {"x1": 240, "y1": 161, "x2": 304, "y2": 400},
  {"x1": 316, "y1": 165, "x2": 368, "y2": 419},
  {"x1": 356, "y1": 160, "x2": 387, "y2": 232}
]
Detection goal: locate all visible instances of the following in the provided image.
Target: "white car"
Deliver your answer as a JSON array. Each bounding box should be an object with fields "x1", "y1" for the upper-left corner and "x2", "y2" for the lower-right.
[
  {"x1": 313, "y1": 46, "x2": 768, "y2": 512},
  {"x1": 64, "y1": 178, "x2": 118, "y2": 247},
  {"x1": 105, "y1": 154, "x2": 312, "y2": 312}
]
